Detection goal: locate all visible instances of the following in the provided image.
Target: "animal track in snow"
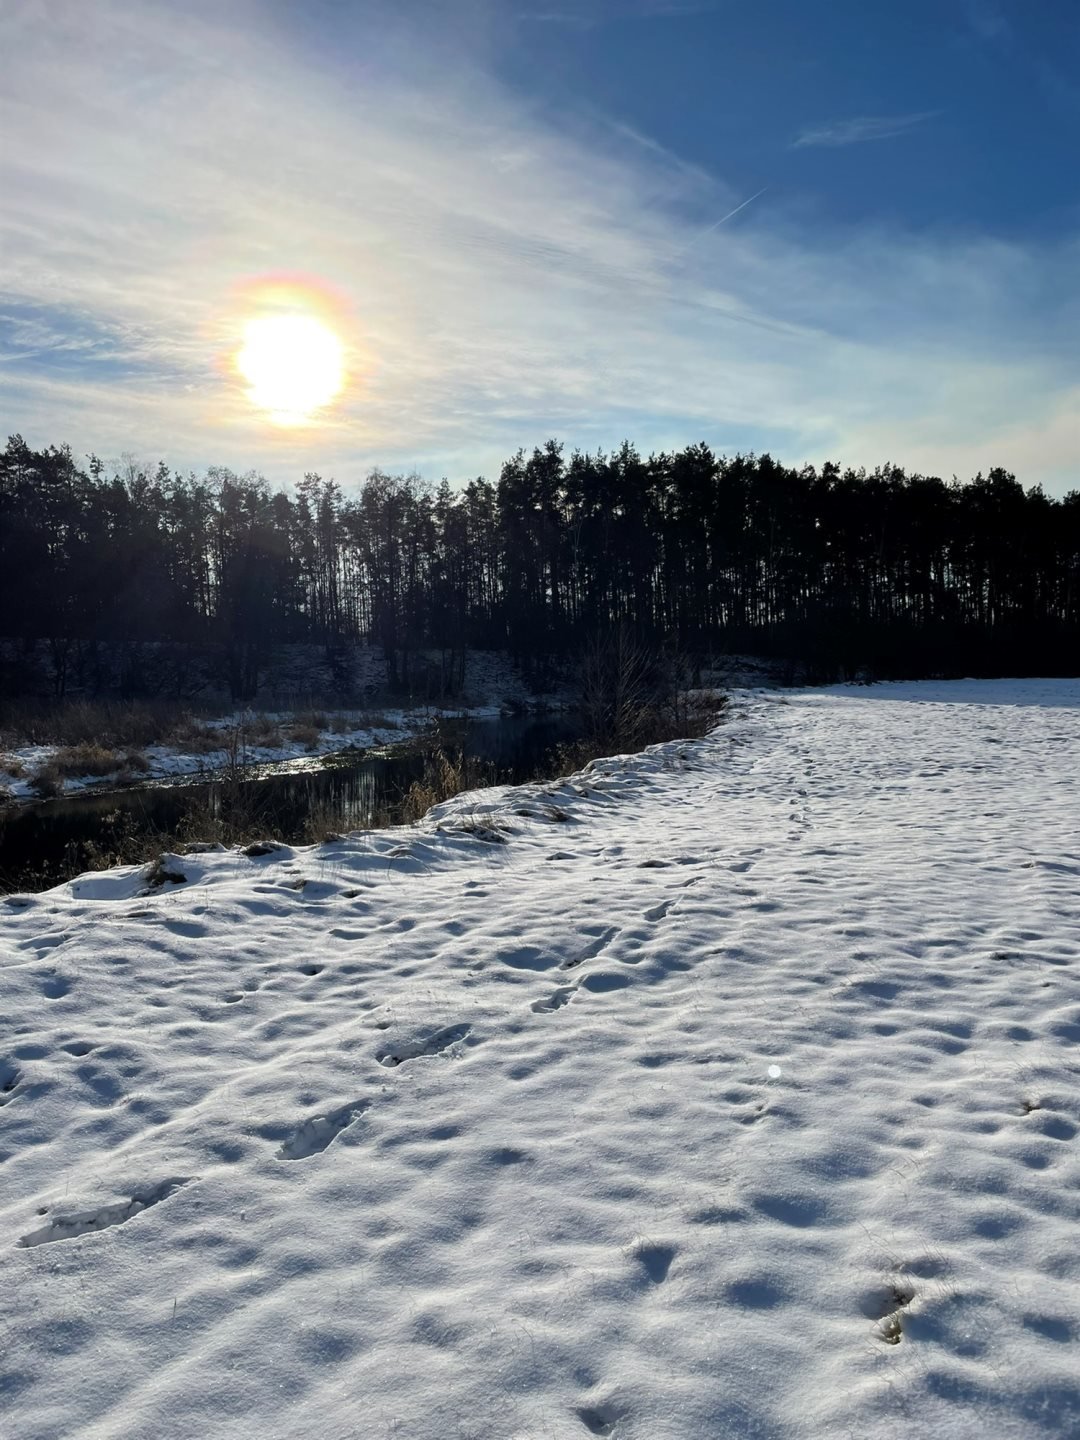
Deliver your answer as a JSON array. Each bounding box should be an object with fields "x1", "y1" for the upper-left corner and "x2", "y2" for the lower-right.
[
  {"x1": 17, "y1": 1178, "x2": 192, "y2": 1248},
  {"x1": 644, "y1": 900, "x2": 673, "y2": 922},
  {"x1": 277, "y1": 1100, "x2": 369, "y2": 1160},
  {"x1": 376, "y1": 1022, "x2": 472, "y2": 1068}
]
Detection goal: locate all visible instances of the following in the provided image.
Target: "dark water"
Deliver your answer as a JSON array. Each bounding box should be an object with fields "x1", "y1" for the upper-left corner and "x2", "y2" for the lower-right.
[{"x1": 0, "y1": 715, "x2": 578, "y2": 893}]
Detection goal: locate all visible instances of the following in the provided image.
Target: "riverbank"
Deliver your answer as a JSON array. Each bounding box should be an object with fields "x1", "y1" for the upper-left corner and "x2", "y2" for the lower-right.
[
  {"x1": 0, "y1": 702, "x2": 504, "y2": 803},
  {"x1": 2, "y1": 679, "x2": 1078, "y2": 1437},
  {"x1": 0, "y1": 654, "x2": 767, "y2": 804},
  {"x1": 0, "y1": 712, "x2": 581, "y2": 894}
]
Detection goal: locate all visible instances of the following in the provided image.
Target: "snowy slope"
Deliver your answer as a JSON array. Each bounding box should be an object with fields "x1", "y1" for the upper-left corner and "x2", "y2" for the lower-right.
[{"x1": 2, "y1": 680, "x2": 1079, "y2": 1440}]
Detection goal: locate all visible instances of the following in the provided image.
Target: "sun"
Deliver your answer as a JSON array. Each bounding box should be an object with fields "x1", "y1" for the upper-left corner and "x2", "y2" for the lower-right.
[{"x1": 236, "y1": 312, "x2": 345, "y2": 427}]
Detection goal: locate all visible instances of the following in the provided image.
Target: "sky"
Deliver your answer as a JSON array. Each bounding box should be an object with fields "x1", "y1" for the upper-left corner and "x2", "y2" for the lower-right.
[{"x1": 1, "y1": 0, "x2": 1078, "y2": 494}]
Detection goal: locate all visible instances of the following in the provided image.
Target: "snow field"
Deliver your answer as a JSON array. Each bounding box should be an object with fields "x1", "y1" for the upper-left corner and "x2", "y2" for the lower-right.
[{"x1": 1, "y1": 680, "x2": 1079, "y2": 1438}]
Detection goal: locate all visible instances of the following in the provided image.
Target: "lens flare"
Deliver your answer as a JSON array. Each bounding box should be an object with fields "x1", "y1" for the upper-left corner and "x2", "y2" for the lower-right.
[{"x1": 232, "y1": 277, "x2": 350, "y2": 427}]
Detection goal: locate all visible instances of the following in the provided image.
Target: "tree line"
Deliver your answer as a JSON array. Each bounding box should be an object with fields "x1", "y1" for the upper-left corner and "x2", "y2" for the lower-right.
[{"x1": 1, "y1": 433, "x2": 1077, "y2": 699}]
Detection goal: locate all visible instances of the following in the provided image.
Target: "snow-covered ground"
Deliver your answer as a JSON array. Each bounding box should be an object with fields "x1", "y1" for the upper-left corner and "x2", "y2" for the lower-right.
[{"x1": 2, "y1": 679, "x2": 1079, "y2": 1439}]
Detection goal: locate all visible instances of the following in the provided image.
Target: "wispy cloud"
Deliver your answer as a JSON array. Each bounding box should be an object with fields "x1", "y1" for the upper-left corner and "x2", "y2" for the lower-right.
[
  {"x1": 0, "y1": 0, "x2": 1075, "y2": 493},
  {"x1": 793, "y1": 112, "x2": 939, "y2": 149}
]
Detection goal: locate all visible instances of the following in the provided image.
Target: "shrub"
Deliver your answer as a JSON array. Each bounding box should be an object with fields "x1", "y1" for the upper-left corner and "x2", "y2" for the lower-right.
[
  {"x1": 28, "y1": 764, "x2": 63, "y2": 798},
  {"x1": 0, "y1": 699, "x2": 183, "y2": 749},
  {"x1": 400, "y1": 749, "x2": 495, "y2": 822},
  {"x1": 288, "y1": 724, "x2": 321, "y2": 750},
  {"x1": 51, "y1": 743, "x2": 127, "y2": 778},
  {"x1": 247, "y1": 713, "x2": 283, "y2": 744},
  {"x1": 170, "y1": 719, "x2": 224, "y2": 753}
]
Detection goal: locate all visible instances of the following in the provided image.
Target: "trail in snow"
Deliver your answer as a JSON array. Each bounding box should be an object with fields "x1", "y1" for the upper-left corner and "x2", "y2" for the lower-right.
[{"x1": 1, "y1": 680, "x2": 1079, "y2": 1439}]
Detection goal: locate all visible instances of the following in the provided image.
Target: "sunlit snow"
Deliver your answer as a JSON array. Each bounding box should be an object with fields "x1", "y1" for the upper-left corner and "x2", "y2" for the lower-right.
[{"x1": 2, "y1": 680, "x2": 1079, "y2": 1438}]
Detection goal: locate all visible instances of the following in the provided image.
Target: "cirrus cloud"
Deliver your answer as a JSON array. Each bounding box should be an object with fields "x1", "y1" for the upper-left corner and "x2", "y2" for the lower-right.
[
  {"x1": 0, "y1": 0, "x2": 1076, "y2": 495},
  {"x1": 793, "y1": 112, "x2": 940, "y2": 148}
]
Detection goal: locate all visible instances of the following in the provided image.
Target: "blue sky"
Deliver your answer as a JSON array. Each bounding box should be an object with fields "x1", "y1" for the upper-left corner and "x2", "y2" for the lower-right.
[
  {"x1": 502, "y1": 0, "x2": 1079, "y2": 239},
  {"x1": 1, "y1": 0, "x2": 1077, "y2": 493}
]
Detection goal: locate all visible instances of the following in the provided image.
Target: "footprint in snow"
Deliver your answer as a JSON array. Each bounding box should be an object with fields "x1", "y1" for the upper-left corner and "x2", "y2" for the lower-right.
[
  {"x1": 18, "y1": 1178, "x2": 192, "y2": 1248},
  {"x1": 376, "y1": 1022, "x2": 472, "y2": 1068},
  {"x1": 561, "y1": 926, "x2": 618, "y2": 971},
  {"x1": 277, "y1": 1100, "x2": 369, "y2": 1160},
  {"x1": 532, "y1": 985, "x2": 576, "y2": 1014},
  {"x1": 23, "y1": 933, "x2": 67, "y2": 954},
  {"x1": 860, "y1": 1278, "x2": 916, "y2": 1344},
  {"x1": 633, "y1": 1241, "x2": 676, "y2": 1284},
  {"x1": 576, "y1": 1404, "x2": 621, "y2": 1436},
  {"x1": 0, "y1": 1061, "x2": 22, "y2": 1106}
]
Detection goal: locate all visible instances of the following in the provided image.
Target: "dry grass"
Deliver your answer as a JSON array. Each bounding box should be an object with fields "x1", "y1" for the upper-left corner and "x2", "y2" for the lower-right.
[
  {"x1": 1, "y1": 755, "x2": 26, "y2": 778},
  {"x1": 25, "y1": 744, "x2": 150, "y2": 799},
  {"x1": 552, "y1": 692, "x2": 723, "y2": 775},
  {"x1": 171, "y1": 718, "x2": 224, "y2": 753},
  {"x1": 0, "y1": 699, "x2": 182, "y2": 750},
  {"x1": 399, "y1": 749, "x2": 495, "y2": 823},
  {"x1": 288, "y1": 723, "x2": 321, "y2": 750},
  {"x1": 145, "y1": 855, "x2": 187, "y2": 888},
  {"x1": 439, "y1": 807, "x2": 512, "y2": 844},
  {"x1": 49, "y1": 743, "x2": 146, "y2": 779},
  {"x1": 302, "y1": 799, "x2": 350, "y2": 844},
  {"x1": 324, "y1": 711, "x2": 403, "y2": 736},
  {"x1": 246, "y1": 713, "x2": 283, "y2": 745},
  {"x1": 0, "y1": 699, "x2": 409, "y2": 762}
]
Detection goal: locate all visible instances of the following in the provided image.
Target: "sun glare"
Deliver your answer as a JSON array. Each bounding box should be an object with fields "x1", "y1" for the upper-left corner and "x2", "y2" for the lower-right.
[{"x1": 235, "y1": 309, "x2": 345, "y2": 427}]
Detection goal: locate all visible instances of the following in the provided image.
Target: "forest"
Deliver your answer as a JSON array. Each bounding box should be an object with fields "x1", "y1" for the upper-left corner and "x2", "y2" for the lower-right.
[{"x1": 2, "y1": 433, "x2": 1078, "y2": 700}]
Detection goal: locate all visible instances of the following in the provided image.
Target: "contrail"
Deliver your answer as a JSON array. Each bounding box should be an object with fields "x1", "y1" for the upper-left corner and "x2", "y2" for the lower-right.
[
  {"x1": 670, "y1": 186, "x2": 769, "y2": 267},
  {"x1": 700, "y1": 185, "x2": 768, "y2": 236}
]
